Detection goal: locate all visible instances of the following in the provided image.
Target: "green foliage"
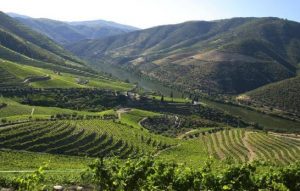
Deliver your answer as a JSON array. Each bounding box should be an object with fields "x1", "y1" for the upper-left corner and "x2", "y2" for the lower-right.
[
  {"x1": 15, "y1": 163, "x2": 48, "y2": 191},
  {"x1": 142, "y1": 114, "x2": 219, "y2": 137},
  {"x1": 82, "y1": 157, "x2": 300, "y2": 191},
  {"x1": 0, "y1": 11, "x2": 84, "y2": 67},
  {"x1": 81, "y1": 158, "x2": 115, "y2": 190}
]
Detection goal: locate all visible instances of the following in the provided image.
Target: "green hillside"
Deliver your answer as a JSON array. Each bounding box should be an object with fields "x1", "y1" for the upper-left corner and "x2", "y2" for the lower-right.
[
  {"x1": 68, "y1": 17, "x2": 300, "y2": 94},
  {"x1": 245, "y1": 75, "x2": 300, "y2": 115},
  {"x1": 0, "y1": 11, "x2": 83, "y2": 65},
  {"x1": 0, "y1": 11, "x2": 107, "y2": 79},
  {"x1": 1, "y1": 118, "x2": 299, "y2": 167},
  {"x1": 0, "y1": 119, "x2": 175, "y2": 158},
  {"x1": 0, "y1": 59, "x2": 133, "y2": 90},
  {"x1": 0, "y1": 13, "x2": 300, "y2": 190}
]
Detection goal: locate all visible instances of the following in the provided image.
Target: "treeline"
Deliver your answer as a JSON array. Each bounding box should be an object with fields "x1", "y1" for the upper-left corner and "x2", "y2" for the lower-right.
[
  {"x1": 0, "y1": 88, "x2": 248, "y2": 128},
  {"x1": 130, "y1": 98, "x2": 247, "y2": 128},
  {"x1": 0, "y1": 88, "x2": 250, "y2": 128},
  {"x1": 141, "y1": 115, "x2": 219, "y2": 137},
  {"x1": 0, "y1": 88, "x2": 127, "y2": 112}
]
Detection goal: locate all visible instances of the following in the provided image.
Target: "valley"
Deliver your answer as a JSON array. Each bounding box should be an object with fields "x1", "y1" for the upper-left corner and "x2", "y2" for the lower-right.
[{"x1": 0, "y1": 10, "x2": 299, "y2": 190}]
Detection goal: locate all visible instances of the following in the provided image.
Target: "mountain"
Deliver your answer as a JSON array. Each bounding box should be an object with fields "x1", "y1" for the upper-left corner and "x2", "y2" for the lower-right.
[
  {"x1": 68, "y1": 17, "x2": 300, "y2": 94},
  {"x1": 68, "y1": 20, "x2": 138, "y2": 31},
  {"x1": 9, "y1": 13, "x2": 139, "y2": 45},
  {"x1": 6, "y1": 12, "x2": 31, "y2": 19},
  {"x1": 244, "y1": 75, "x2": 300, "y2": 115},
  {"x1": 0, "y1": 11, "x2": 101, "y2": 78}
]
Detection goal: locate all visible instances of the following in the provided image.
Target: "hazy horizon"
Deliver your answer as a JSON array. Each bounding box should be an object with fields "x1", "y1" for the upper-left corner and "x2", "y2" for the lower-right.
[{"x1": 1, "y1": 0, "x2": 299, "y2": 29}]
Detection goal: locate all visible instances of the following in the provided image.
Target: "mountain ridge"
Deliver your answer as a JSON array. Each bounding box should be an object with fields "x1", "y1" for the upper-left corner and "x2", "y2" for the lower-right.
[
  {"x1": 67, "y1": 17, "x2": 300, "y2": 94},
  {"x1": 8, "y1": 12, "x2": 139, "y2": 44}
]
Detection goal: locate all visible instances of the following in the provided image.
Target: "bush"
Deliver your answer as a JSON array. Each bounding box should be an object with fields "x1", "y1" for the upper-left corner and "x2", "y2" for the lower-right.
[
  {"x1": 15, "y1": 164, "x2": 48, "y2": 191},
  {"x1": 81, "y1": 158, "x2": 300, "y2": 191}
]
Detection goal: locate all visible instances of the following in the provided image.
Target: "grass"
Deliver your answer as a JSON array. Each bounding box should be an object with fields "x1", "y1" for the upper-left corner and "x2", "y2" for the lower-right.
[
  {"x1": 120, "y1": 108, "x2": 161, "y2": 129},
  {"x1": 157, "y1": 139, "x2": 209, "y2": 168},
  {"x1": 0, "y1": 59, "x2": 133, "y2": 91},
  {"x1": 0, "y1": 150, "x2": 91, "y2": 171},
  {"x1": 0, "y1": 150, "x2": 91, "y2": 185},
  {"x1": 98, "y1": 109, "x2": 117, "y2": 116}
]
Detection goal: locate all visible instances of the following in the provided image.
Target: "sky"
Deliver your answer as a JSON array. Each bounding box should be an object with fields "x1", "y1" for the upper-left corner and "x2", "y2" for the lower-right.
[{"x1": 1, "y1": 0, "x2": 299, "y2": 29}]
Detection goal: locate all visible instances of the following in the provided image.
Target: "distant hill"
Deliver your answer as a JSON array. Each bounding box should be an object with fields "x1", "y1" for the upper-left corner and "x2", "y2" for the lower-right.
[
  {"x1": 8, "y1": 13, "x2": 139, "y2": 44},
  {"x1": 68, "y1": 17, "x2": 300, "y2": 94},
  {"x1": 245, "y1": 75, "x2": 300, "y2": 115},
  {"x1": 0, "y1": 11, "x2": 99, "y2": 76}
]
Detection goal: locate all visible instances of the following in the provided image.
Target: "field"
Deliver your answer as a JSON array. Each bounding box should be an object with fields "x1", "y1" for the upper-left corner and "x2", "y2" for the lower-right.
[
  {"x1": 1, "y1": 107, "x2": 300, "y2": 189},
  {"x1": 199, "y1": 129, "x2": 299, "y2": 164},
  {"x1": 0, "y1": 118, "x2": 176, "y2": 158},
  {"x1": 0, "y1": 59, "x2": 133, "y2": 91},
  {"x1": 119, "y1": 108, "x2": 160, "y2": 129},
  {"x1": 0, "y1": 150, "x2": 91, "y2": 171},
  {"x1": 1, "y1": 113, "x2": 300, "y2": 167}
]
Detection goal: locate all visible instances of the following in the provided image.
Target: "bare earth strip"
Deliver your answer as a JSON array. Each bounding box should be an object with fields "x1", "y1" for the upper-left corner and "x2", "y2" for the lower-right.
[
  {"x1": 269, "y1": 132, "x2": 300, "y2": 141},
  {"x1": 242, "y1": 131, "x2": 256, "y2": 162},
  {"x1": 154, "y1": 144, "x2": 181, "y2": 157},
  {"x1": 138, "y1": 117, "x2": 147, "y2": 127},
  {"x1": 177, "y1": 129, "x2": 199, "y2": 139},
  {"x1": 116, "y1": 108, "x2": 132, "y2": 119}
]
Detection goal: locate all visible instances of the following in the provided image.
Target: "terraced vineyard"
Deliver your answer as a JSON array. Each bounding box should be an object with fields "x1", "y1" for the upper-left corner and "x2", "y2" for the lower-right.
[
  {"x1": 200, "y1": 129, "x2": 300, "y2": 165},
  {"x1": 0, "y1": 59, "x2": 133, "y2": 91},
  {"x1": 0, "y1": 119, "x2": 175, "y2": 159}
]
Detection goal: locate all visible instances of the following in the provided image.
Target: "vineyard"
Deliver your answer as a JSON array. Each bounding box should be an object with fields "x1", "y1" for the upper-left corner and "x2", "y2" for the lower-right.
[
  {"x1": 1, "y1": 117, "x2": 300, "y2": 190},
  {"x1": 0, "y1": 119, "x2": 175, "y2": 159},
  {"x1": 1, "y1": 118, "x2": 299, "y2": 166},
  {"x1": 199, "y1": 129, "x2": 300, "y2": 165},
  {"x1": 0, "y1": 59, "x2": 132, "y2": 91}
]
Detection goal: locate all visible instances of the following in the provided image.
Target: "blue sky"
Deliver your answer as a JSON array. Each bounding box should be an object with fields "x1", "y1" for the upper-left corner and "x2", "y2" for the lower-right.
[{"x1": 1, "y1": 0, "x2": 299, "y2": 28}]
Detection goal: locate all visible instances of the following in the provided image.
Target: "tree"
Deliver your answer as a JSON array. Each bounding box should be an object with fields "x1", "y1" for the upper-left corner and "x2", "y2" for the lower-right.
[
  {"x1": 161, "y1": 95, "x2": 164, "y2": 102},
  {"x1": 1, "y1": 118, "x2": 7, "y2": 124}
]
